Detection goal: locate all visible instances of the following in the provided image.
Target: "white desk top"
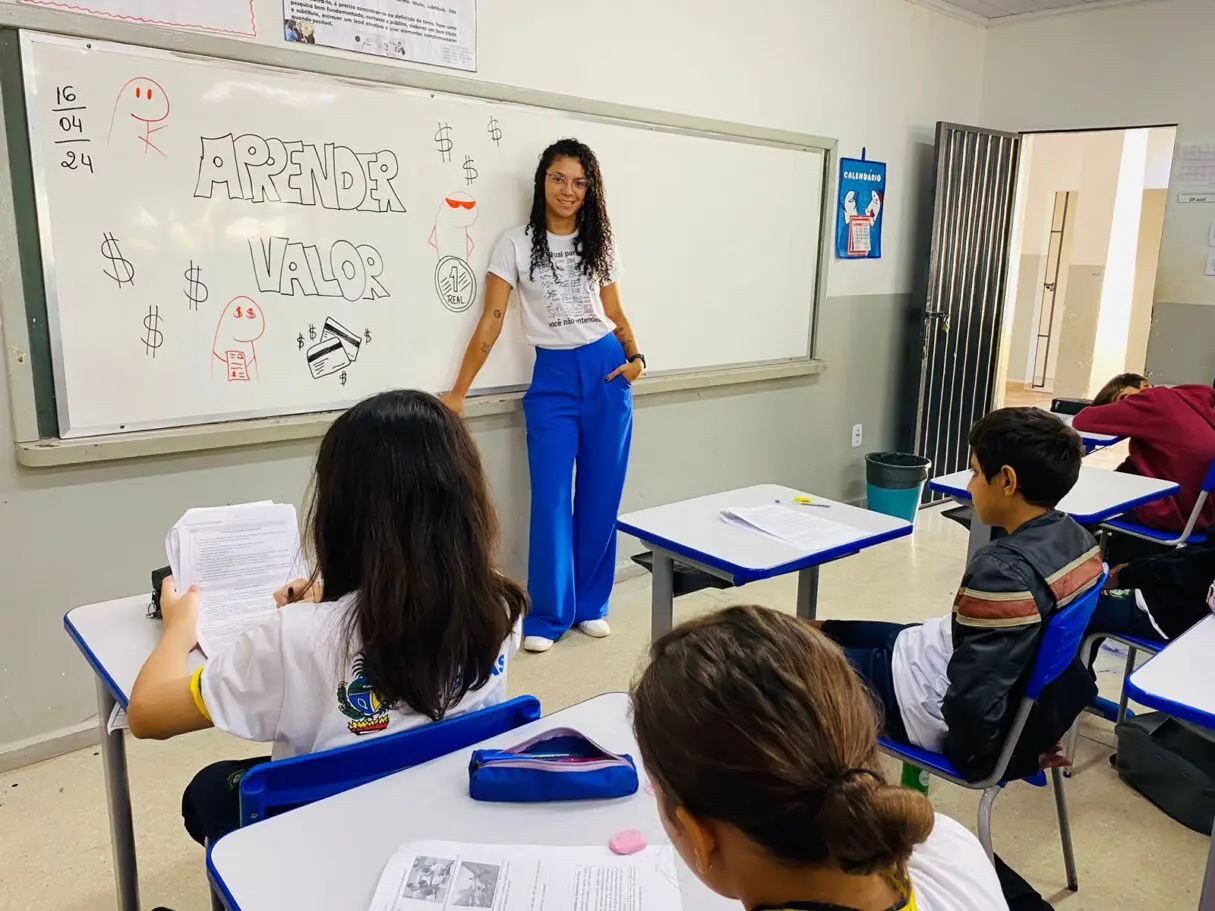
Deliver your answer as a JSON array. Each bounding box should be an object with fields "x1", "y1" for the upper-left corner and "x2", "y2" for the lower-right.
[
  {"x1": 617, "y1": 484, "x2": 913, "y2": 584},
  {"x1": 209, "y1": 693, "x2": 732, "y2": 911},
  {"x1": 928, "y1": 466, "x2": 1179, "y2": 525},
  {"x1": 1046, "y1": 409, "x2": 1120, "y2": 445},
  {"x1": 65, "y1": 596, "x2": 203, "y2": 707},
  {"x1": 1127, "y1": 615, "x2": 1215, "y2": 731}
]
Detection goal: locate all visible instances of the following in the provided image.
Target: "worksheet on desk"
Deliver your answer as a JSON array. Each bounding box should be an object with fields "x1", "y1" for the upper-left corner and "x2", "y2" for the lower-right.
[
  {"x1": 369, "y1": 841, "x2": 683, "y2": 911},
  {"x1": 720, "y1": 504, "x2": 861, "y2": 550}
]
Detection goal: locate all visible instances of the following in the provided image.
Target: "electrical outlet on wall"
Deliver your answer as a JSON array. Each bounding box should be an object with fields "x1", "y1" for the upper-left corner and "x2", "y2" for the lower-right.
[{"x1": 851, "y1": 424, "x2": 863, "y2": 448}]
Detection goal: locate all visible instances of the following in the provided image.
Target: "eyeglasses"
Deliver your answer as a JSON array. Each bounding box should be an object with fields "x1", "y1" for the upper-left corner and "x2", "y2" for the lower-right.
[{"x1": 547, "y1": 172, "x2": 590, "y2": 194}]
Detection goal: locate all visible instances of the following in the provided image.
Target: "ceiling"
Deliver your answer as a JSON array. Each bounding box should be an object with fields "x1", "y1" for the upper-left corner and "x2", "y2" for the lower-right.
[{"x1": 923, "y1": 0, "x2": 1166, "y2": 22}]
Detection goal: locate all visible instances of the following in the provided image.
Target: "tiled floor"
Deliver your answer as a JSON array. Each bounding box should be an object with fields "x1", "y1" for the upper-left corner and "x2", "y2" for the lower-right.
[{"x1": 1, "y1": 506, "x2": 1208, "y2": 911}]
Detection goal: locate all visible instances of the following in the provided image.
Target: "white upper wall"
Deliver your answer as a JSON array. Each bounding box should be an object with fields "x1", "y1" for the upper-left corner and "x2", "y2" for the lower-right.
[
  {"x1": 980, "y1": 0, "x2": 1215, "y2": 304},
  {"x1": 0, "y1": 0, "x2": 986, "y2": 301}
]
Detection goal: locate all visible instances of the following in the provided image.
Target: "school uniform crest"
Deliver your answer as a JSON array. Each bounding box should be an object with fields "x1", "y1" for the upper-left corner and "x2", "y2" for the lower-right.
[{"x1": 337, "y1": 657, "x2": 390, "y2": 735}]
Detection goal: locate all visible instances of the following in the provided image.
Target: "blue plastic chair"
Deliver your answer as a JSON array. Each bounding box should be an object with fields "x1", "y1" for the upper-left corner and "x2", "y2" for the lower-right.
[
  {"x1": 1065, "y1": 631, "x2": 1162, "y2": 766},
  {"x1": 880, "y1": 573, "x2": 1107, "y2": 893},
  {"x1": 237, "y1": 695, "x2": 541, "y2": 826},
  {"x1": 1101, "y1": 459, "x2": 1215, "y2": 548}
]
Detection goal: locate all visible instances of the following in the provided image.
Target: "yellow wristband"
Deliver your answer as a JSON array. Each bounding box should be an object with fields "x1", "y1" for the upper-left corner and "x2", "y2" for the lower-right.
[{"x1": 189, "y1": 665, "x2": 212, "y2": 721}]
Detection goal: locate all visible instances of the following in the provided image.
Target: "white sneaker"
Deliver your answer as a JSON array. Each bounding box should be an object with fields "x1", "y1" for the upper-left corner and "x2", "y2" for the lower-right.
[
  {"x1": 523, "y1": 635, "x2": 554, "y2": 653},
  {"x1": 577, "y1": 619, "x2": 611, "y2": 639}
]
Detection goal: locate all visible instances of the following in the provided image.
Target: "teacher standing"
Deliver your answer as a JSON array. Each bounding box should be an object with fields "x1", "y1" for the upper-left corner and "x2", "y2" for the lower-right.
[{"x1": 443, "y1": 139, "x2": 645, "y2": 654}]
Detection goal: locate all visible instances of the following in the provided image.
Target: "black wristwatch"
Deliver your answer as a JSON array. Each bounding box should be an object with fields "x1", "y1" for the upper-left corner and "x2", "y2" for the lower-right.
[{"x1": 628, "y1": 353, "x2": 647, "y2": 369}]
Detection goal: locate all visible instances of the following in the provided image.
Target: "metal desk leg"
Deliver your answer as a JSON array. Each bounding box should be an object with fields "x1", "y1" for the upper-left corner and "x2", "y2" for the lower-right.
[
  {"x1": 96, "y1": 678, "x2": 140, "y2": 911},
  {"x1": 1200, "y1": 820, "x2": 1215, "y2": 911},
  {"x1": 968, "y1": 514, "x2": 994, "y2": 562},
  {"x1": 796, "y1": 566, "x2": 820, "y2": 621},
  {"x1": 650, "y1": 548, "x2": 675, "y2": 642}
]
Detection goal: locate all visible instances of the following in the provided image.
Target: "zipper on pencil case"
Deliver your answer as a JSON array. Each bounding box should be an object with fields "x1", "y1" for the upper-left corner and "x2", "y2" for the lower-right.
[
  {"x1": 470, "y1": 757, "x2": 630, "y2": 773},
  {"x1": 471, "y1": 726, "x2": 632, "y2": 772}
]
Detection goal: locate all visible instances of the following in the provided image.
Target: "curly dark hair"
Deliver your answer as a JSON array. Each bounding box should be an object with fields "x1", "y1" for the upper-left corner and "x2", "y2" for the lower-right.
[{"x1": 527, "y1": 138, "x2": 615, "y2": 284}]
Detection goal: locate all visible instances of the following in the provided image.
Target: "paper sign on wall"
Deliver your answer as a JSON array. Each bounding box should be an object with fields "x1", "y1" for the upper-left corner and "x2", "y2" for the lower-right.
[
  {"x1": 836, "y1": 154, "x2": 886, "y2": 259},
  {"x1": 18, "y1": 0, "x2": 257, "y2": 36},
  {"x1": 283, "y1": 0, "x2": 477, "y2": 72}
]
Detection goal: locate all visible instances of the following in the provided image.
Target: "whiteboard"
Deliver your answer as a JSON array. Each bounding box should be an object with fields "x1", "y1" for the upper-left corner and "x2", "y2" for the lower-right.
[{"x1": 19, "y1": 32, "x2": 826, "y2": 438}]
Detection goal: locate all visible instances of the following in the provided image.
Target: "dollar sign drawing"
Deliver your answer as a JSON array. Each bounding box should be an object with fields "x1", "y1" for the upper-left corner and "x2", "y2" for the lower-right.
[
  {"x1": 463, "y1": 155, "x2": 478, "y2": 186},
  {"x1": 435, "y1": 122, "x2": 453, "y2": 163},
  {"x1": 364, "y1": 329, "x2": 372, "y2": 344},
  {"x1": 183, "y1": 261, "x2": 208, "y2": 311},
  {"x1": 142, "y1": 305, "x2": 163, "y2": 357},
  {"x1": 339, "y1": 370, "x2": 348, "y2": 387},
  {"x1": 101, "y1": 232, "x2": 135, "y2": 288},
  {"x1": 297, "y1": 333, "x2": 305, "y2": 350},
  {"x1": 488, "y1": 117, "x2": 502, "y2": 147},
  {"x1": 235, "y1": 305, "x2": 244, "y2": 318},
  {"x1": 309, "y1": 323, "x2": 317, "y2": 340}
]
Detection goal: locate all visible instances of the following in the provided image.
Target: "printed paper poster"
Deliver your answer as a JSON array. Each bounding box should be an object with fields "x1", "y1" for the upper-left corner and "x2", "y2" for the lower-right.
[
  {"x1": 283, "y1": 0, "x2": 477, "y2": 72},
  {"x1": 836, "y1": 156, "x2": 886, "y2": 259},
  {"x1": 18, "y1": 0, "x2": 257, "y2": 36}
]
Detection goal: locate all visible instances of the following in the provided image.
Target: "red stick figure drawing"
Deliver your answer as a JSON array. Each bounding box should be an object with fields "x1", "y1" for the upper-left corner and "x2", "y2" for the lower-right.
[
  {"x1": 212, "y1": 296, "x2": 266, "y2": 383},
  {"x1": 429, "y1": 192, "x2": 479, "y2": 260},
  {"x1": 108, "y1": 77, "x2": 170, "y2": 156}
]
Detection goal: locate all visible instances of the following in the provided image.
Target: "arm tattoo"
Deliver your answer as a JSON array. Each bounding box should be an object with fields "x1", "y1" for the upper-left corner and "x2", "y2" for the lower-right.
[{"x1": 480, "y1": 343, "x2": 492, "y2": 354}]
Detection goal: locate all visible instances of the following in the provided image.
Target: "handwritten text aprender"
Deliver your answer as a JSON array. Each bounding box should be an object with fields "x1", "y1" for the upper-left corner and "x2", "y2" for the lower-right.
[{"x1": 194, "y1": 133, "x2": 406, "y2": 214}]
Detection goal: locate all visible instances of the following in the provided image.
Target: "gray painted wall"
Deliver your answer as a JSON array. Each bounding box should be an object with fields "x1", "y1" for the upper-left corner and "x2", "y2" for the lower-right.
[
  {"x1": 0, "y1": 292, "x2": 915, "y2": 751},
  {"x1": 1146, "y1": 303, "x2": 1215, "y2": 386}
]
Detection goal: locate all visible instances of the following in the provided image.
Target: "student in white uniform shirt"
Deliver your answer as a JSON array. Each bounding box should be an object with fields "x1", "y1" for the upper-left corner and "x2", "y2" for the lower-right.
[
  {"x1": 632, "y1": 606, "x2": 1008, "y2": 911},
  {"x1": 443, "y1": 139, "x2": 644, "y2": 654},
  {"x1": 127, "y1": 390, "x2": 528, "y2": 845}
]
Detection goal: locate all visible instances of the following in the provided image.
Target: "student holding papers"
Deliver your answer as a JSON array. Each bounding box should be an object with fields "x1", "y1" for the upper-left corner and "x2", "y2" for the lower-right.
[
  {"x1": 631, "y1": 606, "x2": 1008, "y2": 911},
  {"x1": 127, "y1": 390, "x2": 528, "y2": 846}
]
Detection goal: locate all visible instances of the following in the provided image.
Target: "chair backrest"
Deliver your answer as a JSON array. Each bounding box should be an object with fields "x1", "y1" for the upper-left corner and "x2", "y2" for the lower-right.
[
  {"x1": 1023, "y1": 572, "x2": 1108, "y2": 701},
  {"x1": 238, "y1": 695, "x2": 541, "y2": 827},
  {"x1": 1203, "y1": 459, "x2": 1215, "y2": 495},
  {"x1": 969, "y1": 572, "x2": 1107, "y2": 788}
]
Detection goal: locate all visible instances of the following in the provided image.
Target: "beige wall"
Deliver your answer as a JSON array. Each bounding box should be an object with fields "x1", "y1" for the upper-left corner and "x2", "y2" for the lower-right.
[{"x1": 1127, "y1": 190, "x2": 1167, "y2": 374}]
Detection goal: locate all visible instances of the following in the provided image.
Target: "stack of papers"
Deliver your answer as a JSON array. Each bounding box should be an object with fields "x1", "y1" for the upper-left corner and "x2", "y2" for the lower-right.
[
  {"x1": 369, "y1": 841, "x2": 683, "y2": 911},
  {"x1": 720, "y1": 503, "x2": 861, "y2": 551},
  {"x1": 167, "y1": 501, "x2": 304, "y2": 656}
]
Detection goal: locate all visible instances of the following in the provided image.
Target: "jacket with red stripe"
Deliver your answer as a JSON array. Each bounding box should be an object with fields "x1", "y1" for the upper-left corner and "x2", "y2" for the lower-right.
[{"x1": 943, "y1": 511, "x2": 1103, "y2": 781}]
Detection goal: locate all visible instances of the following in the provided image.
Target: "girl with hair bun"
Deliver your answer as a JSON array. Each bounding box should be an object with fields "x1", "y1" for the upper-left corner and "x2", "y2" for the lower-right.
[{"x1": 631, "y1": 606, "x2": 1008, "y2": 911}]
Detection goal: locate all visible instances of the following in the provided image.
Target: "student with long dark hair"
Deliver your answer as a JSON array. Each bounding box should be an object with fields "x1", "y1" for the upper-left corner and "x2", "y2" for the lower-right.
[
  {"x1": 632, "y1": 606, "x2": 1008, "y2": 911},
  {"x1": 127, "y1": 390, "x2": 527, "y2": 844},
  {"x1": 444, "y1": 138, "x2": 643, "y2": 653}
]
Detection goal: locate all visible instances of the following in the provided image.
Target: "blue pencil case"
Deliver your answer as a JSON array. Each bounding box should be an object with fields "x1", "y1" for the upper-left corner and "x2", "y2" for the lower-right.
[{"x1": 468, "y1": 727, "x2": 639, "y2": 803}]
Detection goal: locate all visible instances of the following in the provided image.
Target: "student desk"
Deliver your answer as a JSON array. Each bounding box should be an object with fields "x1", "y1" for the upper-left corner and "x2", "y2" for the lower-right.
[
  {"x1": 64, "y1": 595, "x2": 205, "y2": 911},
  {"x1": 1050, "y1": 410, "x2": 1123, "y2": 453},
  {"x1": 617, "y1": 484, "x2": 913, "y2": 639},
  {"x1": 1126, "y1": 616, "x2": 1215, "y2": 911},
  {"x1": 929, "y1": 466, "x2": 1179, "y2": 561},
  {"x1": 208, "y1": 693, "x2": 732, "y2": 911}
]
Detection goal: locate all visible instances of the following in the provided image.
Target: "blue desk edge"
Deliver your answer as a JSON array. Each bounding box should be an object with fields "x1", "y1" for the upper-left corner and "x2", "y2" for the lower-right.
[
  {"x1": 63, "y1": 611, "x2": 130, "y2": 710},
  {"x1": 616, "y1": 519, "x2": 914, "y2": 586},
  {"x1": 927, "y1": 479, "x2": 1180, "y2": 526}
]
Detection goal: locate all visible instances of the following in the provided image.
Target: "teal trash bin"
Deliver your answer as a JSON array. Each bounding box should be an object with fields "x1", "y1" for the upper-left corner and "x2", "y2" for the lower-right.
[{"x1": 865, "y1": 452, "x2": 931, "y2": 525}]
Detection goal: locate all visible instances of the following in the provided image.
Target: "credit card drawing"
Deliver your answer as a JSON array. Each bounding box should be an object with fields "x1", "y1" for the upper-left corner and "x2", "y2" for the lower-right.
[
  {"x1": 306, "y1": 336, "x2": 350, "y2": 379},
  {"x1": 321, "y1": 317, "x2": 361, "y2": 363}
]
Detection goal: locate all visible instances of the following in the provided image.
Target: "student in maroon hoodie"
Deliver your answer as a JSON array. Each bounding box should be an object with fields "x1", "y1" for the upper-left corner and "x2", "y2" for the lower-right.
[{"x1": 1073, "y1": 374, "x2": 1215, "y2": 551}]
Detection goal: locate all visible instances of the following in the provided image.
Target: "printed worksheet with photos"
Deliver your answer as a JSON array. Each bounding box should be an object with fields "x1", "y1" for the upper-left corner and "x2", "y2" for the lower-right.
[{"x1": 368, "y1": 841, "x2": 684, "y2": 911}]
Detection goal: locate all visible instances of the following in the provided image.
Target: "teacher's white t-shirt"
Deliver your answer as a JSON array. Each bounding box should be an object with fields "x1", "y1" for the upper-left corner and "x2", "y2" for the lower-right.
[{"x1": 487, "y1": 226, "x2": 620, "y2": 349}]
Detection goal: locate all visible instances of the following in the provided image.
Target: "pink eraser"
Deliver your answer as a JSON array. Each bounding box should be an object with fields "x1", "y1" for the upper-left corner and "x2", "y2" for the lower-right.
[{"x1": 609, "y1": 829, "x2": 647, "y2": 855}]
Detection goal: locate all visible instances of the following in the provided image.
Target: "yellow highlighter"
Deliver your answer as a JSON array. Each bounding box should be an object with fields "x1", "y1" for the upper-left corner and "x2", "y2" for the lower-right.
[{"x1": 792, "y1": 496, "x2": 829, "y2": 508}]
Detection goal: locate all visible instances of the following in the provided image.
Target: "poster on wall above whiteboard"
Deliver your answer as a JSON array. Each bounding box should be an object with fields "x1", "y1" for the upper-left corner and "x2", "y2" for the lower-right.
[
  {"x1": 17, "y1": 0, "x2": 257, "y2": 36},
  {"x1": 283, "y1": 0, "x2": 477, "y2": 72}
]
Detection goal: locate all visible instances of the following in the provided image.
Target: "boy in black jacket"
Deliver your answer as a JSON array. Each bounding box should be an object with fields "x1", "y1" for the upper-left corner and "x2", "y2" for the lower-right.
[
  {"x1": 1086, "y1": 543, "x2": 1214, "y2": 646},
  {"x1": 819, "y1": 408, "x2": 1104, "y2": 781}
]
